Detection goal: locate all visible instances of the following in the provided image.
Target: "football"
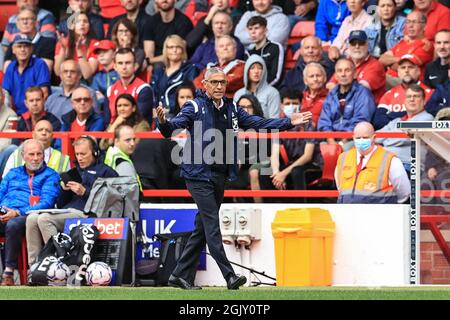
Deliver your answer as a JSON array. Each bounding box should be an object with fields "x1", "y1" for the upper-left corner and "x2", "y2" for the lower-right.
[
  {"x1": 47, "y1": 261, "x2": 71, "y2": 286},
  {"x1": 85, "y1": 261, "x2": 112, "y2": 286}
]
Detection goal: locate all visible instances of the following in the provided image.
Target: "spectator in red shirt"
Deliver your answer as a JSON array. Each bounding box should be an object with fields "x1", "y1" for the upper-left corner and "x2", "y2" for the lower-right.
[
  {"x1": 373, "y1": 54, "x2": 433, "y2": 129},
  {"x1": 413, "y1": 0, "x2": 450, "y2": 41},
  {"x1": 107, "y1": 48, "x2": 154, "y2": 124},
  {"x1": 379, "y1": 11, "x2": 434, "y2": 88},
  {"x1": 327, "y1": 30, "x2": 386, "y2": 103},
  {"x1": 301, "y1": 62, "x2": 328, "y2": 128},
  {"x1": 54, "y1": 12, "x2": 99, "y2": 80}
]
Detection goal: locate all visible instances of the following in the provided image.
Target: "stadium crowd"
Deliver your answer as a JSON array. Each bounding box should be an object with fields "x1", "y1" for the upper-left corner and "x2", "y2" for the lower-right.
[{"x1": 0, "y1": 0, "x2": 449, "y2": 285}]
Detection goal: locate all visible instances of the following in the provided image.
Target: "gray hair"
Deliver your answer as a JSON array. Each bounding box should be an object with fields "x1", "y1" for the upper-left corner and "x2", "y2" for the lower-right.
[
  {"x1": 60, "y1": 59, "x2": 82, "y2": 76},
  {"x1": 21, "y1": 139, "x2": 44, "y2": 156},
  {"x1": 303, "y1": 62, "x2": 327, "y2": 80},
  {"x1": 204, "y1": 66, "x2": 225, "y2": 81},
  {"x1": 301, "y1": 35, "x2": 322, "y2": 48},
  {"x1": 215, "y1": 35, "x2": 237, "y2": 49},
  {"x1": 335, "y1": 58, "x2": 356, "y2": 72},
  {"x1": 72, "y1": 85, "x2": 93, "y2": 99}
]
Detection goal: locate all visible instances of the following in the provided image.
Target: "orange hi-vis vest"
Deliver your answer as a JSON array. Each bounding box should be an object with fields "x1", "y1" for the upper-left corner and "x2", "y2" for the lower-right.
[{"x1": 336, "y1": 146, "x2": 397, "y2": 203}]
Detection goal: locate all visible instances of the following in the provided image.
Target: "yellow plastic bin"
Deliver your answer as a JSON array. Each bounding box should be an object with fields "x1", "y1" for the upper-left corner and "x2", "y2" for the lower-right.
[{"x1": 271, "y1": 208, "x2": 335, "y2": 286}]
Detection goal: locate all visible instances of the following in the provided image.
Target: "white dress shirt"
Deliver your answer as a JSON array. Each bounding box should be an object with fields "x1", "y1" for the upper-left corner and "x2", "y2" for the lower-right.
[{"x1": 335, "y1": 145, "x2": 411, "y2": 203}]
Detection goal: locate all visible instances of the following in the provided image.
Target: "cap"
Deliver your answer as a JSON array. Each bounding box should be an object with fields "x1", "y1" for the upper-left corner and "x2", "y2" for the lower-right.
[
  {"x1": 348, "y1": 30, "x2": 368, "y2": 43},
  {"x1": 93, "y1": 40, "x2": 116, "y2": 53},
  {"x1": 398, "y1": 54, "x2": 420, "y2": 65},
  {"x1": 13, "y1": 34, "x2": 32, "y2": 45}
]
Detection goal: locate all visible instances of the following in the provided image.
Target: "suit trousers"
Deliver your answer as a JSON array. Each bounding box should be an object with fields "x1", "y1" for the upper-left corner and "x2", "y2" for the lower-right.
[
  {"x1": 26, "y1": 209, "x2": 88, "y2": 265},
  {"x1": 172, "y1": 171, "x2": 235, "y2": 283}
]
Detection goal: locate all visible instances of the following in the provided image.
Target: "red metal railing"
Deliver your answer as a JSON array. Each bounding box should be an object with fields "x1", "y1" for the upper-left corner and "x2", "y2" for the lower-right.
[
  {"x1": 421, "y1": 215, "x2": 450, "y2": 264},
  {"x1": 0, "y1": 130, "x2": 411, "y2": 198}
]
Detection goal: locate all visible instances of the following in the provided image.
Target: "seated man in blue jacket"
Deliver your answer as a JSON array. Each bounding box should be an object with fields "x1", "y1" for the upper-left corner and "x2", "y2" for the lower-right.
[
  {"x1": 26, "y1": 136, "x2": 118, "y2": 266},
  {"x1": 0, "y1": 139, "x2": 60, "y2": 286},
  {"x1": 318, "y1": 58, "x2": 376, "y2": 148}
]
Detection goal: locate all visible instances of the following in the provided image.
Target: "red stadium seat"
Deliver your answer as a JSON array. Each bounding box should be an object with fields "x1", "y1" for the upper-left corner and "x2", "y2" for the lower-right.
[
  {"x1": 309, "y1": 143, "x2": 343, "y2": 186},
  {"x1": 0, "y1": 236, "x2": 28, "y2": 285},
  {"x1": 288, "y1": 21, "x2": 315, "y2": 45},
  {"x1": 0, "y1": 0, "x2": 17, "y2": 33},
  {"x1": 138, "y1": 68, "x2": 152, "y2": 83},
  {"x1": 98, "y1": 0, "x2": 126, "y2": 19},
  {"x1": 103, "y1": 23, "x2": 109, "y2": 37},
  {"x1": 320, "y1": 143, "x2": 343, "y2": 180},
  {"x1": 285, "y1": 21, "x2": 316, "y2": 72},
  {"x1": 284, "y1": 48, "x2": 296, "y2": 71}
]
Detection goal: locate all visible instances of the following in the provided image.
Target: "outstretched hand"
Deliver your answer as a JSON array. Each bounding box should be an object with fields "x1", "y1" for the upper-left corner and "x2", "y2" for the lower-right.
[
  {"x1": 156, "y1": 103, "x2": 166, "y2": 124},
  {"x1": 290, "y1": 111, "x2": 312, "y2": 126}
]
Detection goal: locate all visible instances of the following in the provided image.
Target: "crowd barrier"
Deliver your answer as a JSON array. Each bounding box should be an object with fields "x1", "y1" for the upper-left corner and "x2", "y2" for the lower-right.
[
  {"x1": 0, "y1": 130, "x2": 410, "y2": 198},
  {"x1": 6, "y1": 130, "x2": 447, "y2": 199}
]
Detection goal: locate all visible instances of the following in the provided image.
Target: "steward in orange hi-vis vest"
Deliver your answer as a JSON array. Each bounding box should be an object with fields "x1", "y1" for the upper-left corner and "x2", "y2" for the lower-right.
[{"x1": 336, "y1": 146, "x2": 397, "y2": 203}]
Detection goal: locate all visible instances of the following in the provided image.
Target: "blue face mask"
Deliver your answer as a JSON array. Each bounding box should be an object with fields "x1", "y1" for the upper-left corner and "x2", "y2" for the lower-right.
[
  {"x1": 283, "y1": 104, "x2": 300, "y2": 118},
  {"x1": 354, "y1": 138, "x2": 372, "y2": 152}
]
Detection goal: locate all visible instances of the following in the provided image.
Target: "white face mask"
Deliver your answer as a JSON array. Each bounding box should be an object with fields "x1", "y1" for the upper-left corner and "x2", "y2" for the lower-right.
[{"x1": 283, "y1": 104, "x2": 300, "y2": 118}]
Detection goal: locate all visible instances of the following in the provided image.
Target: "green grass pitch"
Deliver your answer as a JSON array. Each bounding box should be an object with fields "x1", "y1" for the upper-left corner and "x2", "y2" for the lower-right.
[{"x1": 0, "y1": 286, "x2": 450, "y2": 300}]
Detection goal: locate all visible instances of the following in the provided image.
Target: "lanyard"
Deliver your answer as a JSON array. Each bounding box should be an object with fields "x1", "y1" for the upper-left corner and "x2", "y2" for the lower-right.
[{"x1": 28, "y1": 174, "x2": 34, "y2": 196}]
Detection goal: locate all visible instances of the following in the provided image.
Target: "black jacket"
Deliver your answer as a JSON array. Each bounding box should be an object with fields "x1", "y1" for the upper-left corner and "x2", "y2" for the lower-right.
[
  {"x1": 424, "y1": 58, "x2": 449, "y2": 89},
  {"x1": 57, "y1": 162, "x2": 118, "y2": 211},
  {"x1": 246, "y1": 40, "x2": 284, "y2": 86}
]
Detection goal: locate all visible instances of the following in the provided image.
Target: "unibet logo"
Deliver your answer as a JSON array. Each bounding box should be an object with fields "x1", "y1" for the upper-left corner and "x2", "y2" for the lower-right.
[{"x1": 95, "y1": 219, "x2": 124, "y2": 239}]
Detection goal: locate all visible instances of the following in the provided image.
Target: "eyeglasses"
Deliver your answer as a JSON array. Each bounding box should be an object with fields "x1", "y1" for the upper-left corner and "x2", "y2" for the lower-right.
[
  {"x1": 72, "y1": 97, "x2": 92, "y2": 103},
  {"x1": 349, "y1": 40, "x2": 366, "y2": 46},
  {"x1": 205, "y1": 80, "x2": 227, "y2": 86}
]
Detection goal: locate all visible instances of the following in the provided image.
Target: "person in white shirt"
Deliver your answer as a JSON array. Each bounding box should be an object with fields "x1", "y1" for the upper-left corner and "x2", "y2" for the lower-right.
[{"x1": 335, "y1": 121, "x2": 411, "y2": 203}]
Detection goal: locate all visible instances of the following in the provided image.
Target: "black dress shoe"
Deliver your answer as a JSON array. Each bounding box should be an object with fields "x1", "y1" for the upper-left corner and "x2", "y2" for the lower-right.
[
  {"x1": 227, "y1": 275, "x2": 247, "y2": 290},
  {"x1": 168, "y1": 275, "x2": 202, "y2": 290}
]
